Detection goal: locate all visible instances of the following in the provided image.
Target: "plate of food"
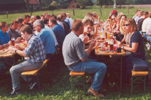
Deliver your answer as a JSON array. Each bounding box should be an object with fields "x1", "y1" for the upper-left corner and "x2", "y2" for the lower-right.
[
  {"x1": 0, "y1": 49, "x2": 9, "y2": 54},
  {"x1": 98, "y1": 47, "x2": 108, "y2": 53}
]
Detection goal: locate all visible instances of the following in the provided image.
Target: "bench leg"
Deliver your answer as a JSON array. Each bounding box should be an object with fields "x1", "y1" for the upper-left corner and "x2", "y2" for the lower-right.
[
  {"x1": 144, "y1": 76, "x2": 146, "y2": 93},
  {"x1": 36, "y1": 75, "x2": 40, "y2": 89},
  {"x1": 131, "y1": 76, "x2": 133, "y2": 94},
  {"x1": 71, "y1": 76, "x2": 73, "y2": 93}
]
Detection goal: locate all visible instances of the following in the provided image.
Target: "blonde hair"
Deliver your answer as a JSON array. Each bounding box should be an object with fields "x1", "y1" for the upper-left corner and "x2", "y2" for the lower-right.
[{"x1": 120, "y1": 18, "x2": 138, "y2": 34}]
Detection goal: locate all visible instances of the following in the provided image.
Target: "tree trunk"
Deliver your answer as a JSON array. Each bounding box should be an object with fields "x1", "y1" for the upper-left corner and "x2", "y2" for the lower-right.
[
  {"x1": 38, "y1": 0, "x2": 42, "y2": 11},
  {"x1": 26, "y1": 0, "x2": 30, "y2": 11}
]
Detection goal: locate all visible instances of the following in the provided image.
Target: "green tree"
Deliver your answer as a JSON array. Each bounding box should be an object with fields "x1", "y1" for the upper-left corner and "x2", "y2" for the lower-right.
[
  {"x1": 50, "y1": 1, "x2": 57, "y2": 6},
  {"x1": 25, "y1": 0, "x2": 30, "y2": 11},
  {"x1": 76, "y1": 0, "x2": 87, "y2": 8},
  {"x1": 96, "y1": 0, "x2": 112, "y2": 7}
]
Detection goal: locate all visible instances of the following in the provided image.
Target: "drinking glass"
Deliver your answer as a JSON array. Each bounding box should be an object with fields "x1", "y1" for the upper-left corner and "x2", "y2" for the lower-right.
[
  {"x1": 109, "y1": 39, "x2": 114, "y2": 52},
  {"x1": 11, "y1": 38, "x2": 15, "y2": 47}
]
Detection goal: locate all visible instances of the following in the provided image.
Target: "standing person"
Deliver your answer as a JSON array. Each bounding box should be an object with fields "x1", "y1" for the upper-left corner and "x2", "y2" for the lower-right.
[
  {"x1": 33, "y1": 20, "x2": 56, "y2": 60},
  {"x1": 8, "y1": 25, "x2": 46, "y2": 96},
  {"x1": 118, "y1": 18, "x2": 145, "y2": 82},
  {"x1": 62, "y1": 19, "x2": 107, "y2": 98},
  {"x1": 7, "y1": 20, "x2": 21, "y2": 39}
]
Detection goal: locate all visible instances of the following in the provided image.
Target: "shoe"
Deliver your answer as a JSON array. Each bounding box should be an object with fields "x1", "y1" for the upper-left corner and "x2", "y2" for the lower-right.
[
  {"x1": 146, "y1": 43, "x2": 150, "y2": 50},
  {"x1": 7, "y1": 89, "x2": 21, "y2": 97},
  {"x1": 88, "y1": 87, "x2": 104, "y2": 98},
  {"x1": 29, "y1": 82, "x2": 37, "y2": 90}
]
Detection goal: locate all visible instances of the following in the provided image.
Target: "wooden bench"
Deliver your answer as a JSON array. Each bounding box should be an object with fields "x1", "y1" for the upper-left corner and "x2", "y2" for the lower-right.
[
  {"x1": 131, "y1": 70, "x2": 148, "y2": 94},
  {"x1": 21, "y1": 59, "x2": 49, "y2": 89},
  {"x1": 69, "y1": 71, "x2": 86, "y2": 94}
]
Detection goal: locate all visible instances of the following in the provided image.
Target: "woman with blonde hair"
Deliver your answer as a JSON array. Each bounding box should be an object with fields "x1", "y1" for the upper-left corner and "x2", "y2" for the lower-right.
[{"x1": 118, "y1": 18, "x2": 145, "y2": 83}]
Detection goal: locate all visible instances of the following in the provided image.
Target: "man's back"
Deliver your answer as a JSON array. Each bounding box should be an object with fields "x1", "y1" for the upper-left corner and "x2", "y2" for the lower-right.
[
  {"x1": 38, "y1": 28, "x2": 56, "y2": 54},
  {"x1": 62, "y1": 32, "x2": 87, "y2": 66},
  {"x1": 52, "y1": 24, "x2": 65, "y2": 48}
]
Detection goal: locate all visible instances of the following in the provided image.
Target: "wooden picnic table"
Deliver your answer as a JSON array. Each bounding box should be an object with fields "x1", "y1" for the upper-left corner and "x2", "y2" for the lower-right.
[
  {"x1": 95, "y1": 46, "x2": 126, "y2": 92},
  {"x1": 0, "y1": 42, "x2": 27, "y2": 65}
]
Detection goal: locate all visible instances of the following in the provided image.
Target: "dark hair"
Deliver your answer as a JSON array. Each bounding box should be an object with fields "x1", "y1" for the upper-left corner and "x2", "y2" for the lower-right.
[
  {"x1": 10, "y1": 20, "x2": 18, "y2": 25},
  {"x1": 51, "y1": 14, "x2": 57, "y2": 20},
  {"x1": 36, "y1": 15, "x2": 40, "y2": 19},
  {"x1": 16, "y1": 17, "x2": 24, "y2": 23},
  {"x1": 19, "y1": 25, "x2": 33, "y2": 34},
  {"x1": 44, "y1": 19, "x2": 49, "y2": 24},
  {"x1": 83, "y1": 19, "x2": 93, "y2": 26},
  {"x1": 49, "y1": 17, "x2": 56, "y2": 24},
  {"x1": 24, "y1": 15, "x2": 30, "y2": 19},
  {"x1": 71, "y1": 19, "x2": 82, "y2": 31},
  {"x1": 0, "y1": 22, "x2": 6, "y2": 29},
  {"x1": 143, "y1": 11, "x2": 149, "y2": 15},
  {"x1": 120, "y1": 15, "x2": 127, "y2": 20}
]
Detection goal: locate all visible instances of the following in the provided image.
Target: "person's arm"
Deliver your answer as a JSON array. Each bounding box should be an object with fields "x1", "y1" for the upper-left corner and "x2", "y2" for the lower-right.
[
  {"x1": 122, "y1": 42, "x2": 138, "y2": 53},
  {"x1": 81, "y1": 39, "x2": 96, "y2": 61},
  {"x1": 15, "y1": 50, "x2": 27, "y2": 57}
]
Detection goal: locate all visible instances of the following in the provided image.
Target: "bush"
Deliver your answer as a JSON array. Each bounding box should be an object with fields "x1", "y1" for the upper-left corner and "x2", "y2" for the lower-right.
[{"x1": 74, "y1": 4, "x2": 80, "y2": 8}]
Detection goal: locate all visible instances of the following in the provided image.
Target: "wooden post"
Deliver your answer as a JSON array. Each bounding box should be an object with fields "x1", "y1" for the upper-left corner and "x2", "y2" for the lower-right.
[
  {"x1": 7, "y1": 11, "x2": 8, "y2": 19},
  {"x1": 73, "y1": 9, "x2": 75, "y2": 16},
  {"x1": 100, "y1": 7, "x2": 102, "y2": 16},
  {"x1": 128, "y1": 5, "x2": 129, "y2": 14},
  {"x1": 52, "y1": 11, "x2": 53, "y2": 15},
  {"x1": 30, "y1": 11, "x2": 32, "y2": 16}
]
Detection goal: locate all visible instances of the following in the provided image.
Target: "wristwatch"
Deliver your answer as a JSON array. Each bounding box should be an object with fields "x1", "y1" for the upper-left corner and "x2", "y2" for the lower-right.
[{"x1": 15, "y1": 50, "x2": 17, "y2": 53}]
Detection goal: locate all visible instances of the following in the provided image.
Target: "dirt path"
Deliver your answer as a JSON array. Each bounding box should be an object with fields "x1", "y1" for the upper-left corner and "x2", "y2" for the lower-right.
[{"x1": 116, "y1": 4, "x2": 151, "y2": 8}]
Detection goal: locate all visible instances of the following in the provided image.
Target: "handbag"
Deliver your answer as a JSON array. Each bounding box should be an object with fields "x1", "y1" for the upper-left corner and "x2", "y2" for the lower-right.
[{"x1": 132, "y1": 58, "x2": 148, "y2": 71}]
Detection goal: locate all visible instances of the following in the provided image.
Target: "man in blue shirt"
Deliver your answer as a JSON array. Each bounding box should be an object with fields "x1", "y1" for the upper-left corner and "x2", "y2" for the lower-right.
[
  {"x1": 0, "y1": 22, "x2": 10, "y2": 46},
  {"x1": 33, "y1": 20, "x2": 56, "y2": 59},
  {"x1": 49, "y1": 17, "x2": 65, "y2": 49}
]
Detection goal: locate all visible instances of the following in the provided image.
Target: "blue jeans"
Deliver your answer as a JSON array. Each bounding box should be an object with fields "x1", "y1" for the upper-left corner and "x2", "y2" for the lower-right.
[
  {"x1": 68, "y1": 59, "x2": 107, "y2": 91},
  {"x1": 10, "y1": 60, "x2": 42, "y2": 90},
  {"x1": 143, "y1": 32, "x2": 147, "y2": 40}
]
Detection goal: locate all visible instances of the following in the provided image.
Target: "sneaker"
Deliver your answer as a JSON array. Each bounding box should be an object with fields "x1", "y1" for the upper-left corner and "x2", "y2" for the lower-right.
[
  {"x1": 29, "y1": 82, "x2": 37, "y2": 90},
  {"x1": 7, "y1": 89, "x2": 21, "y2": 96},
  {"x1": 88, "y1": 87, "x2": 104, "y2": 98}
]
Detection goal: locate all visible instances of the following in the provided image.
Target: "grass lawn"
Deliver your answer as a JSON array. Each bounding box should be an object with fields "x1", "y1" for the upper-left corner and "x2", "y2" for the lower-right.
[{"x1": 0, "y1": 6, "x2": 151, "y2": 100}]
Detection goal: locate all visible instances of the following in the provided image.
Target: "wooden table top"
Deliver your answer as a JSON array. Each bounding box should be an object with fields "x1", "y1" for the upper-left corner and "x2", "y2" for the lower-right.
[
  {"x1": 95, "y1": 48, "x2": 125, "y2": 56},
  {"x1": 0, "y1": 42, "x2": 27, "y2": 58}
]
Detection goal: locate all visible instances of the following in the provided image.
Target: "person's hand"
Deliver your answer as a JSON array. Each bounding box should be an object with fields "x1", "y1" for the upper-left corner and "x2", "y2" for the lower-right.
[
  {"x1": 93, "y1": 41, "x2": 100, "y2": 49},
  {"x1": 117, "y1": 41, "x2": 122, "y2": 47},
  {"x1": 82, "y1": 36, "x2": 90, "y2": 44},
  {"x1": 89, "y1": 39, "x2": 96, "y2": 49},
  {"x1": 3, "y1": 44, "x2": 8, "y2": 48},
  {"x1": 16, "y1": 37, "x2": 22, "y2": 43},
  {"x1": 0, "y1": 45, "x2": 3, "y2": 50}
]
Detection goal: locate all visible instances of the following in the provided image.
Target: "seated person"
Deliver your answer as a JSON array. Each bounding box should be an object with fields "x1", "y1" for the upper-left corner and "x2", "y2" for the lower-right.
[
  {"x1": 7, "y1": 20, "x2": 21, "y2": 39},
  {"x1": 49, "y1": 17, "x2": 65, "y2": 49},
  {"x1": 33, "y1": 20, "x2": 56, "y2": 60},
  {"x1": 118, "y1": 18, "x2": 145, "y2": 82},
  {"x1": 8, "y1": 25, "x2": 46, "y2": 96},
  {"x1": 62, "y1": 19, "x2": 107, "y2": 98}
]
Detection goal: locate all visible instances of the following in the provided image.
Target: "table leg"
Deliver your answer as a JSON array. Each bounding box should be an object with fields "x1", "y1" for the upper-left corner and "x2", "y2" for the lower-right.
[{"x1": 120, "y1": 56, "x2": 122, "y2": 92}]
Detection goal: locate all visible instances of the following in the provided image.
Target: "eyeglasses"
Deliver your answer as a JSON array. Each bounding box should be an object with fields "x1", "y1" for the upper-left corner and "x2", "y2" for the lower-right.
[{"x1": 123, "y1": 24, "x2": 130, "y2": 26}]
